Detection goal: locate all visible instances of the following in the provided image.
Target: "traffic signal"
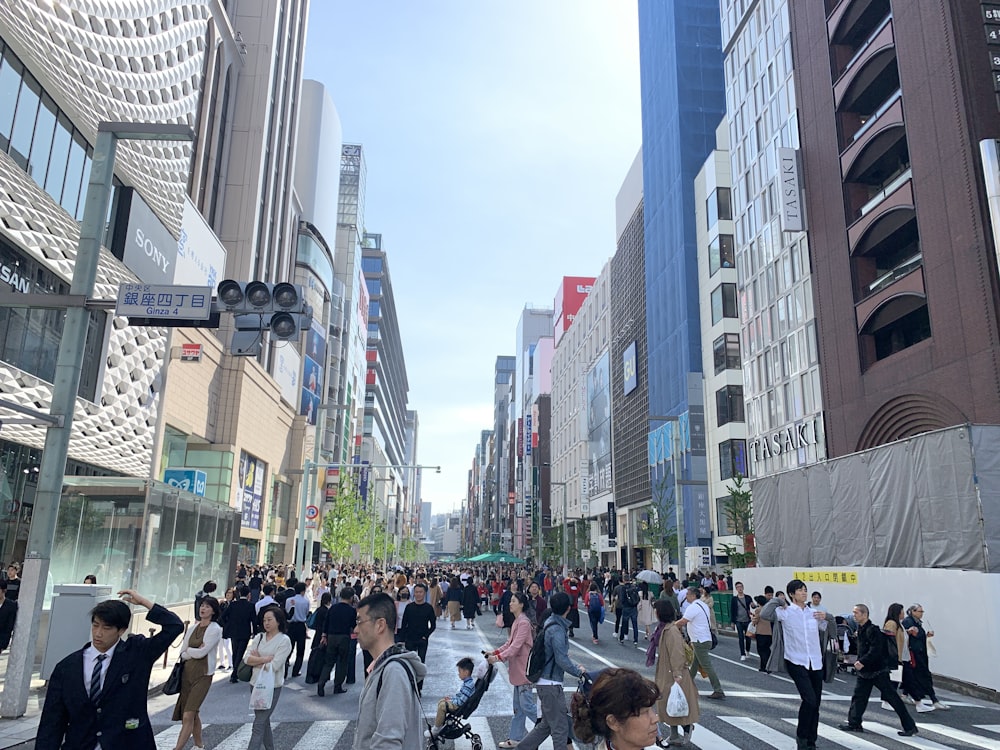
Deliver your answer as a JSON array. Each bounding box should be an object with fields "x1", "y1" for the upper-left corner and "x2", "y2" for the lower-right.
[{"x1": 216, "y1": 279, "x2": 313, "y2": 356}]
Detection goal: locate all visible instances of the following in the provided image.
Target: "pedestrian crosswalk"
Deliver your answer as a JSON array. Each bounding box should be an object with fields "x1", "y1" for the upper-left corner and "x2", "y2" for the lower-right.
[{"x1": 150, "y1": 715, "x2": 1000, "y2": 750}]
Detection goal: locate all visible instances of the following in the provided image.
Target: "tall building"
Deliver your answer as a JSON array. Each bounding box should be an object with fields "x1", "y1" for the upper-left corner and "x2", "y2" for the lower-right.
[
  {"x1": 719, "y1": 0, "x2": 825, "y2": 485},
  {"x1": 490, "y1": 355, "x2": 516, "y2": 549},
  {"x1": 788, "y1": 0, "x2": 1000, "y2": 452},
  {"x1": 695, "y1": 120, "x2": 746, "y2": 560},
  {"x1": 637, "y1": 0, "x2": 725, "y2": 569}
]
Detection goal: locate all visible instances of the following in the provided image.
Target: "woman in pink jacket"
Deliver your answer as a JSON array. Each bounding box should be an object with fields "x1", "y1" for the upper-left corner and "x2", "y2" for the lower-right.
[{"x1": 487, "y1": 592, "x2": 536, "y2": 748}]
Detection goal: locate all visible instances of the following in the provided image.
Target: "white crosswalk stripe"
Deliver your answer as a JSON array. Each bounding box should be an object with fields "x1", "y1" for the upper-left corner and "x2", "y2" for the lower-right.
[
  {"x1": 291, "y1": 720, "x2": 351, "y2": 749},
  {"x1": 680, "y1": 725, "x2": 742, "y2": 750},
  {"x1": 154, "y1": 724, "x2": 182, "y2": 750},
  {"x1": 718, "y1": 716, "x2": 797, "y2": 750},
  {"x1": 213, "y1": 722, "x2": 265, "y2": 749},
  {"x1": 916, "y1": 722, "x2": 1000, "y2": 750},
  {"x1": 980, "y1": 725, "x2": 1000, "y2": 735},
  {"x1": 861, "y1": 720, "x2": 953, "y2": 749},
  {"x1": 785, "y1": 718, "x2": 886, "y2": 750}
]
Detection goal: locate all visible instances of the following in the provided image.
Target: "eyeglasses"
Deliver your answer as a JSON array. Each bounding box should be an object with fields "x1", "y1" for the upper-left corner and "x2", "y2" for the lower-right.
[{"x1": 356, "y1": 617, "x2": 382, "y2": 627}]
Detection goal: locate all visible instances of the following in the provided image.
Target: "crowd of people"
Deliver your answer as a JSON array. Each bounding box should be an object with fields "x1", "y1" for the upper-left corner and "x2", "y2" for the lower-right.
[{"x1": 9, "y1": 557, "x2": 953, "y2": 750}]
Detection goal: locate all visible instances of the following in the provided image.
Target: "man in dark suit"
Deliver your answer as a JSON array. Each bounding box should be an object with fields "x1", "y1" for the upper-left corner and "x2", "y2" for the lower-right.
[
  {"x1": 221, "y1": 584, "x2": 256, "y2": 683},
  {"x1": 36, "y1": 589, "x2": 182, "y2": 750},
  {"x1": 0, "y1": 578, "x2": 16, "y2": 654}
]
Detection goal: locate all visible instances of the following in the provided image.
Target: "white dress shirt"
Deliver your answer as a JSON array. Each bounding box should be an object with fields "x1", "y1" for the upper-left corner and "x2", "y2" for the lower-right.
[
  {"x1": 775, "y1": 603, "x2": 826, "y2": 669},
  {"x1": 82, "y1": 641, "x2": 118, "y2": 698}
]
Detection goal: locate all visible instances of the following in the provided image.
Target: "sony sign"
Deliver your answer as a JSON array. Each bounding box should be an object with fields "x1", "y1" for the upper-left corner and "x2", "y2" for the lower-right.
[
  {"x1": 749, "y1": 417, "x2": 819, "y2": 463},
  {"x1": 778, "y1": 147, "x2": 806, "y2": 233},
  {"x1": 112, "y1": 188, "x2": 178, "y2": 284}
]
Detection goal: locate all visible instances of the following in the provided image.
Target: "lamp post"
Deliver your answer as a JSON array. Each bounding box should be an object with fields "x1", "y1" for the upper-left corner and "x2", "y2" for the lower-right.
[
  {"x1": 0, "y1": 122, "x2": 194, "y2": 718},
  {"x1": 550, "y1": 480, "x2": 568, "y2": 576}
]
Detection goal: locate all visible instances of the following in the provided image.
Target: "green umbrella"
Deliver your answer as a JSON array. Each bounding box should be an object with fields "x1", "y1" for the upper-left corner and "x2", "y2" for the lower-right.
[
  {"x1": 161, "y1": 547, "x2": 196, "y2": 558},
  {"x1": 479, "y1": 552, "x2": 526, "y2": 564}
]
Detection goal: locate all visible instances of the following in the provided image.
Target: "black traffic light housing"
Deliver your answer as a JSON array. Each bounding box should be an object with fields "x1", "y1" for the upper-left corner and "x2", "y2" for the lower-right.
[{"x1": 216, "y1": 279, "x2": 313, "y2": 356}]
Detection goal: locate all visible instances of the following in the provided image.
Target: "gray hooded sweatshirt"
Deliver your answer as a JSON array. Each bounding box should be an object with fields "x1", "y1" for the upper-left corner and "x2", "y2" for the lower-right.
[{"x1": 353, "y1": 646, "x2": 428, "y2": 750}]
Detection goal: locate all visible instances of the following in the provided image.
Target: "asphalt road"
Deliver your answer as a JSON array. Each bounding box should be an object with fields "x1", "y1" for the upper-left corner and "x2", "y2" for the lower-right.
[{"x1": 14, "y1": 610, "x2": 1000, "y2": 749}]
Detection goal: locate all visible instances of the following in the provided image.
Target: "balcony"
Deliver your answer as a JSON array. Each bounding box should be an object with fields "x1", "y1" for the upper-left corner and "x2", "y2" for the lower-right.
[
  {"x1": 834, "y1": 14, "x2": 894, "y2": 93},
  {"x1": 847, "y1": 174, "x2": 913, "y2": 252},
  {"x1": 840, "y1": 94, "x2": 904, "y2": 178},
  {"x1": 828, "y1": 0, "x2": 891, "y2": 45},
  {"x1": 855, "y1": 264, "x2": 925, "y2": 334}
]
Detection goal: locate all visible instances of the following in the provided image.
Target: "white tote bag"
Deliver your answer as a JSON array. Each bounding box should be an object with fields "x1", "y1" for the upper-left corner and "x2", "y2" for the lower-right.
[{"x1": 250, "y1": 664, "x2": 275, "y2": 711}]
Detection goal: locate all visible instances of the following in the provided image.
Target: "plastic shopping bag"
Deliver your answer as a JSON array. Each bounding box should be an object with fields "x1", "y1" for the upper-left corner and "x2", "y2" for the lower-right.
[
  {"x1": 250, "y1": 664, "x2": 275, "y2": 711},
  {"x1": 666, "y1": 682, "x2": 689, "y2": 718}
]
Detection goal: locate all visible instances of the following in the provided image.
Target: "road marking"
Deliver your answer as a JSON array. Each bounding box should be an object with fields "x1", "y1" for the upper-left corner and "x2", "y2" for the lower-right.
[
  {"x1": 861, "y1": 720, "x2": 952, "y2": 749},
  {"x1": 916, "y1": 723, "x2": 1000, "y2": 750},
  {"x1": 719, "y1": 716, "x2": 797, "y2": 750},
  {"x1": 566, "y1": 637, "x2": 620, "y2": 668},
  {"x1": 292, "y1": 720, "x2": 350, "y2": 749},
  {"x1": 710, "y1": 690, "x2": 849, "y2": 700},
  {"x1": 710, "y1": 652, "x2": 796, "y2": 685},
  {"x1": 980, "y1": 725, "x2": 1000, "y2": 734},
  {"x1": 784, "y1": 719, "x2": 886, "y2": 750},
  {"x1": 681, "y1": 724, "x2": 742, "y2": 750},
  {"x1": 154, "y1": 725, "x2": 182, "y2": 750},
  {"x1": 468, "y1": 716, "x2": 496, "y2": 749},
  {"x1": 214, "y1": 722, "x2": 264, "y2": 749}
]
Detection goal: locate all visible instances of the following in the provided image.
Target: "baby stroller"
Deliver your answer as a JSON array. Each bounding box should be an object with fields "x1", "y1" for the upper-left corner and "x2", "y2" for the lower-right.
[
  {"x1": 426, "y1": 662, "x2": 496, "y2": 750},
  {"x1": 835, "y1": 614, "x2": 858, "y2": 674}
]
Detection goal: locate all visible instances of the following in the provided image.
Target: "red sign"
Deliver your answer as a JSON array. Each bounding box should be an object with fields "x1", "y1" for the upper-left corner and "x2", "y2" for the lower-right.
[
  {"x1": 553, "y1": 276, "x2": 596, "y2": 343},
  {"x1": 180, "y1": 343, "x2": 202, "y2": 362}
]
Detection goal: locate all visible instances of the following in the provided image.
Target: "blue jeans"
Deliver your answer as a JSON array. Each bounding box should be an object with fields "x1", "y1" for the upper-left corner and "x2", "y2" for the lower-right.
[
  {"x1": 619, "y1": 607, "x2": 638, "y2": 642},
  {"x1": 508, "y1": 683, "x2": 537, "y2": 741},
  {"x1": 588, "y1": 610, "x2": 601, "y2": 639}
]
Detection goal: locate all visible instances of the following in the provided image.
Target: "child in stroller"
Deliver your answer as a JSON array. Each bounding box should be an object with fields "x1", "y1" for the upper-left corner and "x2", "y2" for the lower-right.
[
  {"x1": 835, "y1": 613, "x2": 859, "y2": 674},
  {"x1": 426, "y1": 659, "x2": 496, "y2": 750}
]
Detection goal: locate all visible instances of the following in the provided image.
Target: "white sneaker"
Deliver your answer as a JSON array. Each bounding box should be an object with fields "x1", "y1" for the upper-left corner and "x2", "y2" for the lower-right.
[
  {"x1": 740, "y1": 655, "x2": 747, "y2": 662},
  {"x1": 915, "y1": 701, "x2": 935, "y2": 713},
  {"x1": 932, "y1": 701, "x2": 950, "y2": 710}
]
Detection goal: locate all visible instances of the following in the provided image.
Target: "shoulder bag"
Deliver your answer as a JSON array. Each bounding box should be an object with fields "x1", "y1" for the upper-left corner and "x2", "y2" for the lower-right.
[
  {"x1": 237, "y1": 634, "x2": 264, "y2": 683},
  {"x1": 162, "y1": 659, "x2": 184, "y2": 695}
]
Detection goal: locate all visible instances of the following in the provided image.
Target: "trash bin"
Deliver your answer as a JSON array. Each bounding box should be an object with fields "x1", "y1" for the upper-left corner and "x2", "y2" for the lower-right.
[
  {"x1": 42, "y1": 584, "x2": 113, "y2": 679},
  {"x1": 714, "y1": 591, "x2": 733, "y2": 627}
]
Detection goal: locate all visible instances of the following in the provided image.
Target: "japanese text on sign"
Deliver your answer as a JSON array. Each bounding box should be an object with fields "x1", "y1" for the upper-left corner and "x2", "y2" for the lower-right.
[
  {"x1": 116, "y1": 284, "x2": 213, "y2": 320},
  {"x1": 792, "y1": 570, "x2": 859, "y2": 584}
]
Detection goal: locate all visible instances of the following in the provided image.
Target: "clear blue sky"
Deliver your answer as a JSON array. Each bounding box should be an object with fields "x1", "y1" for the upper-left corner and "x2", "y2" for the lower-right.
[{"x1": 303, "y1": 2, "x2": 641, "y2": 514}]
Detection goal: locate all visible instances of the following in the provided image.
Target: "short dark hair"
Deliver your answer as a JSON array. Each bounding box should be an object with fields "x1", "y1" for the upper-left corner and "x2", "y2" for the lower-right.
[
  {"x1": 786, "y1": 579, "x2": 807, "y2": 597},
  {"x1": 202, "y1": 580, "x2": 217, "y2": 594},
  {"x1": 295, "y1": 581, "x2": 307, "y2": 595},
  {"x1": 570, "y1": 668, "x2": 659, "y2": 743},
  {"x1": 198, "y1": 595, "x2": 221, "y2": 621},
  {"x1": 811, "y1": 591, "x2": 822, "y2": 599},
  {"x1": 90, "y1": 599, "x2": 131, "y2": 630},
  {"x1": 357, "y1": 592, "x2": 395, "y2": 630},
  {"x1": 653, "y1": 598, "x2": 676, "y2": 623},
  {"x1": 457, "y1": 657, "x2": 474, "y2": 674},
  {"x1": 735, "y1": 581, "x2": 743, "y2": 587},
  {"x1": 414, "y1": 582, "x2": 428, "y2": 592},
  {"x1": 236, "y1": 584, "x2": 250, "y2": 598},
  {"x1": 260, "y1": 605, "x2": 287, "y2": 633},
  {"x1": 340, "y1": 586, "x2": 355, "y2": 601},
  {"x1": 263, "y1": 583, "x2": 275, "y2": 596},
  {"x1": 549, "y1": 592, "x2": 571, "y2": 617},
  {"x1": 764, "y1": 585, "x2": 774, "y2": 594}
]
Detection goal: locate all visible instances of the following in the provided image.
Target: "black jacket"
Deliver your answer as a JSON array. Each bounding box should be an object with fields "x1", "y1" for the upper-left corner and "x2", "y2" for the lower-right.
[
  {"x1": 855, "y1": 619, "x2": 889, "y2": 678},
  {"x1": 36, "y1": 604, "x2": 183, "y2": 750},
  {"x1": 730, "y1": 593, "x2": 754, "y2": 623},
  {"x1": 220, "y1": 598, "x2": 255, "y2": 641},
  {"x1": 0, "y1": 598, "x2": 16, "y2": 651}
]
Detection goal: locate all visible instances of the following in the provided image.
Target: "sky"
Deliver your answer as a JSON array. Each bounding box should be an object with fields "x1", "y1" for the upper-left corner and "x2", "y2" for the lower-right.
[{"x1": 303, "y1": 2, "x2": 642, "y2": 515}]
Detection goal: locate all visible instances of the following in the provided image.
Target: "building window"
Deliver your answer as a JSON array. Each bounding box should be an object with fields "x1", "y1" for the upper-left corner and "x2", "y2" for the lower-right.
[
  {"x1": 709, "y1": 234, "x2": 736, "y2": 275},
  {"x1": 719, "y1": 439, "x2": 747, "y2": 481},
  {"x1": 716, "y1": 496, "x2": 737, "y2": 535},
  {"x1": 716, "y1": 385, "x2": 745, "y2": 426},
  {"x1": 711, "y1": 283, "x2": 738, "y2": 324},
  {"x1": 713, "y1": 333, "x2": 741, "y2": 374},
  {"x1": 707, "y1": 187, "x2": 732, "y2": 228}
]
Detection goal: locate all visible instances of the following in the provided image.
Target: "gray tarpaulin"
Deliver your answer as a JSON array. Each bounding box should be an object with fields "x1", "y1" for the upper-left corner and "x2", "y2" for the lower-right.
[{"x1": 753, "y1": 425, "x2": 995, "y2": 572}]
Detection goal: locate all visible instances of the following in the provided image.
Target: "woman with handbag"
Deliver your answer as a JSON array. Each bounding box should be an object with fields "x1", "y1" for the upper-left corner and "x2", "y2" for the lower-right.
[
  {"x1": 652, "y1": 598, "x2": 698, "y2": 746},
  {"x1": 881, "y1": 603, "x2": 907, "y2": 709},
  {"x1": 487, "y1": 592, "x2": 537, "y2": 748},
  {"x1": 172, "y1": 597, "x2": 223, "y2": 750},
  {"x1": 243, "y1": 607, "x2": 292, "y2": 750}
]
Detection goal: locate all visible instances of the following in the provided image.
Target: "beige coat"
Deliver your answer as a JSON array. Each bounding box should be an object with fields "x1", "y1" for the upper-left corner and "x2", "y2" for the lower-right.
[{"x1": 655, "y1": 623, "x2": 699, "y2": 726}]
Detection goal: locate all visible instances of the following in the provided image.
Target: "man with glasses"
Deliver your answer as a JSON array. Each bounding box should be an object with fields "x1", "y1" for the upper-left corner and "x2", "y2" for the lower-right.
[{"x1": 354, "y1": 593, "x2": 427, "y2": 750}]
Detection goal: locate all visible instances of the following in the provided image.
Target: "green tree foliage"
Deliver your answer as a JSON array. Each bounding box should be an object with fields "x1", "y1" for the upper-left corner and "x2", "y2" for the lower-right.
[
  {"x1": 717, "y1": 473, "x2": 756, "y2": 568},
  {"x1": 320, "y1": 473, "x2": 382, "y2": 563}
]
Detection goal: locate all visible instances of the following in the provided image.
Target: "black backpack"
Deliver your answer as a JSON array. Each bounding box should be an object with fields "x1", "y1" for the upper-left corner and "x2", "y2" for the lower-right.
[
  {"x1": 623, "y1": 585, "x2": 640, "y2": 608},
  {"x1": 526, "y1": 621, "x2": 557, "y2": 683}
]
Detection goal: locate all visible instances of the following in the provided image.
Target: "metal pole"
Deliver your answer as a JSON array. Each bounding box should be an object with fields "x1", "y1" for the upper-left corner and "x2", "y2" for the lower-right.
[
  {"x1": 0, "y1": 131, "x2": 118, "y2": 718},
  {"x1": 295, "y1": 458, "x2": 312, "y2": 576},
  {"x1": 562, "y1": 484, "x2": 568, "y2": 577},
  {"x1": 674, "y1": 426, "x2": 684, "y2": 576}
]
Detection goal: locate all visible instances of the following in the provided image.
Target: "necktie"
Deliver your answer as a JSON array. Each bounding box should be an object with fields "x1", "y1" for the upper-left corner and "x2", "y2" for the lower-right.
[{"x1": 89, "y1": 654, "x2": 107, "y2": 701}]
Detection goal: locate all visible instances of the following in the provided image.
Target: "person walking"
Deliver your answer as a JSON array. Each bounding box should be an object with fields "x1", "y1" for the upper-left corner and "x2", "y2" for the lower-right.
[
  {"x1": 285, "y1": 581, "x2": 310, "y2": 678},
  {"x1": 759, "y1": 579, "x2": 833, "y2": 750},
  {"x1": 516, "y1": 593, "x2": 587, "y2": 750},
  {"x1": 353, "y1": 592, "x2": 427, "y2": 750},
  {"x1": 487, "y1": 592, "x2": 537, "y2": 748},
  {"x1": 317, "y1": 586, "x2": 358, "y2": 696},
  {"x1": 401, "y1": 582, "x2": 436, "y2": 676},
  {"x1": 305, "y1": 592, "x2": 332, "y2": 684},
  {"x1": 881, "y1": 602, "x2": 907, "y2": 709},
  {"x1": 217, "y1": 588, "x2": 235, "y2": 671},
  {"x1": 461, "y1": 577, "x2": 479, "y2": 629},
  {"x1": 172, "y1": 596, "x2": 223, "y2": 750},
  {"x1": 222, "y1": 585, "x2": 256, "y2": 684},
  {"x1": 446, "y1": 575, "x2": 463, "y2": 629},
  {"x1": 615, "y1": 576, "x2": 640, "y2": 646},
  {"x1": 902, "y1": 604, "x2": 948, "y2": 711},
  {"x1": 676, "y1": 587, "x2": 724, "y2": 700},
  {"x1": 570, "y1": 669, "x2": 660, "y2": 750},
  {"x1": 0, "y1": 579, "x2": 16, "y2": 655},
  {"x1": 751, "y1": 594, "x2": 773, "y2": 672},
  {"x1": 637, "y1": 582, "x2": 656, "y2": 641},
  {"x1": 652, "y1": 599, "x2": 698, "y2": 746},
  {"x1": 36, "y1": 590, "x2": 183, "y2": 750},
  {"x1": 730, "y1": 582, "x2": 754, "y2": 662},
  {"x1": 837, "y1": 603, "x2": 918, "y2": 737},
  {"x1": 585, "y1": 582, "x2": 604, "y2": 644},
  {"x1": 243, "y1": 607, "x2": 292, "y2": 750}
]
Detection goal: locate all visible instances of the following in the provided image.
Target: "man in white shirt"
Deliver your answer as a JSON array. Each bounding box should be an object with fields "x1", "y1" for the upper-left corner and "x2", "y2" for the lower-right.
[
  {"x1": 809, "y1": 591, "x2": 828, "y2": 612},
  {"x1": 770, "y1": 579, "x2": 828, "y2": 750},
  {"x1": 676, "y1": 587, "x2": 725, "y2": 699}
]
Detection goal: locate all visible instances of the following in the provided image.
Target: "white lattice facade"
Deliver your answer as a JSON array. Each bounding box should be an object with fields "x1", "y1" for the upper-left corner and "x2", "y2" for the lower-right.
[{"x1": 0, "y1": 0, "x2": 214, "y2": 475}]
